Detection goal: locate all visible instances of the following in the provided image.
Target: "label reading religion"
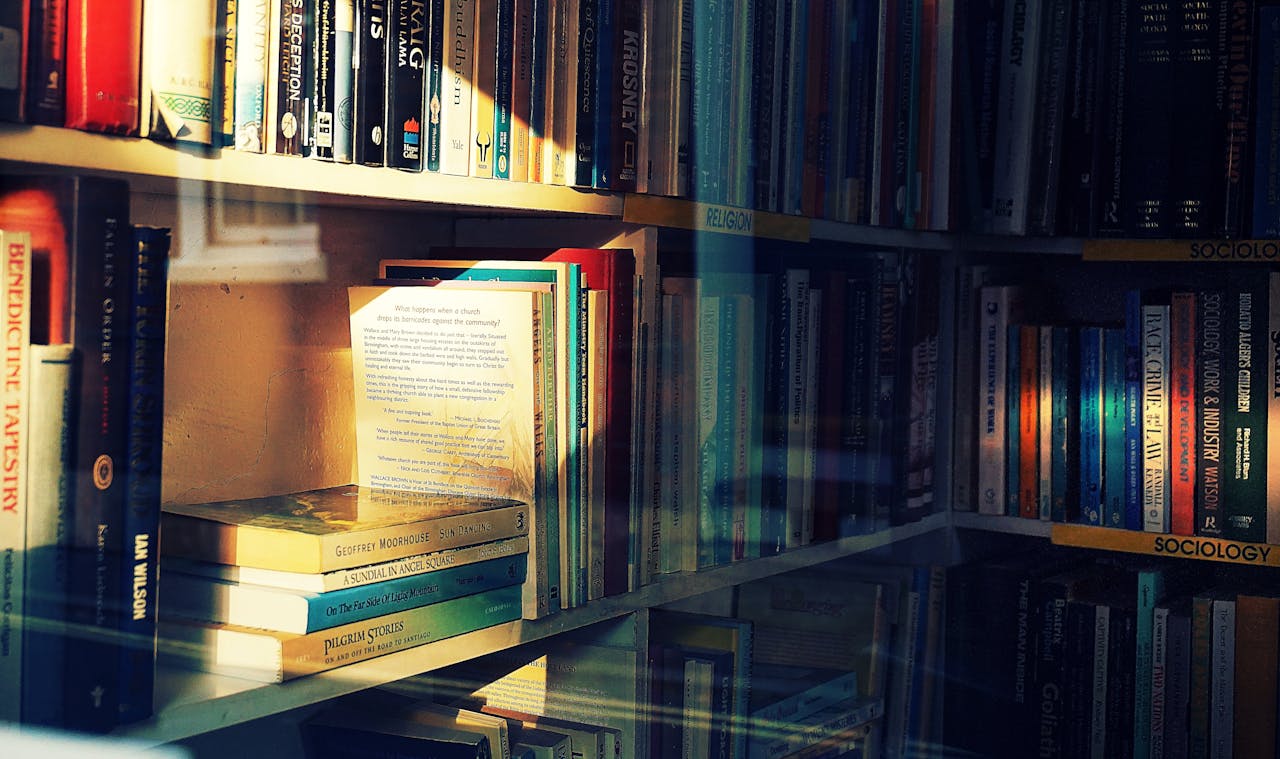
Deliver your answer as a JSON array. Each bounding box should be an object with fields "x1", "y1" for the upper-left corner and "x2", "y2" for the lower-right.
[{"x1": 349, "y1": 286, "x2": 539, "y2": 503}]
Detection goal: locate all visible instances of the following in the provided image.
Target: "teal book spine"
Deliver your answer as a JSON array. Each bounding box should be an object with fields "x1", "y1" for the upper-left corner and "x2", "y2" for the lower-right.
[
  {"x1": 1133, "y1": 568, "x2": 1166, "y2": 759},
  {"x1": 1079, "y1": 326, "x2": 1104, "y2": 525},
  {"x1": 494, "y1": 0, "x2": 514, "y2": 178},
  {"x1": 714, "y1": 296, "x2": 739, "y2": 565},
  {"x1": 1103, "y1": 327, "x2": 1127, "y2": 529}
]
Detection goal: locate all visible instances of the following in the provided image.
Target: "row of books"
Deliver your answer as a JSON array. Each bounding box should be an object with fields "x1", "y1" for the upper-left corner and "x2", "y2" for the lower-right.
[
  {"x1": 958, "y1": 0, "x2": 1280, "y2": 239},
  {"x1": 0, "y1": 175, "x2": 170, "y2": 733},
  {"x1": 945, "y1": 547, "x2": 1280, "y2": 759},
  {"x1": 0, "y1": 0, "x2": 957, "y2": 228},
  {"x1": 643, "y1": 246, "x2": 943, "y2": 583},
  {"x1": 958, "y1": 263, "x2": 1280, "y2": 545}
]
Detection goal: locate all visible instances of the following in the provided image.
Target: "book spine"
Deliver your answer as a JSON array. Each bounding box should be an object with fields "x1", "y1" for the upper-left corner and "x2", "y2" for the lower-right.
[
  {"x1": 1032, "y1": 577, "x2": 1072, "y2": 757},
  {"x1": 549, "y1": 0, "x2": 579, "y2": 185},
  {"x1": 440, "y1": 0, "x2": 474, "y2": 174},
  {"x1": 800, "y1": 291, "x2": 821, "y2": 539},
  {"x1": 1218, "y1": 0, "x2": 1256, "y2": 238},
  {"x1": 760, "y1": 271, "x2": 789, "y2": 552},
  {"x1": 611, "y1": 0, "x2": 642, "y2": 193},
  {"x1": 216, "y1": 0, "x2": 237, "y2": 147},
  {"x1": 1188, "y1": 595, "x2": 1213, "y2": 757},
  {"x1": 989, "y1": 0, "x2": 1043, "y2": 234},
  {"x1": 1253, "y1": 6, "x2": 1280, "y2": 236},
  {"x1": 592, "y1": 0, "x2": 615, "y2": 189},
  {"x1": 1172, "y1": 0, "x2": 1222, "y2": 235},
  {"x1": 751, "y1": 0, "x2": 778, "y2": 208},
  {"x1": 333, "y1": 0, "x2": 356, "y2": 162},
  {"x1": 1164, "y1": 607, "x2": 1192, "y2": 759},
  {"x1": 19, "y1": 343, "x2": 76, "y2": 729},
  {"x1": 387, "y1": 0, "x2": 427, "y2": 171},
  {"x1": 1037, "y1": 325, "x2": 1052, "y2": 521},
  {"x1": 234, "y1": 0, "x2": 271, "y2": 152},
  {"x1": 527, "y1": 0, "x2": 548, "y2": 183},
  {"x1": 1141, "y1": 302, "x2": 1170, "y2": 533},
  {"x1": 1062, "y1": 600, "x2": 1096, "y2": 759},
  {"x1": 534, "y1": 294, "x2": 561, "y2": 616},
  {"x1": 140, "y1": 0, "x2": 219, "y2": 144},
  {"x1": 26, "y1": 0, "x2": 66, "y2": 125},
  {"x1": 976, "y1": 286, "x2": 1021, "y2": 515},
  {"x1": 1056, "y1": 0, "x2": 1103, "y2": 235},
  {"x1": 509, "y1": 0, "x2": 533, "y2": 181},
  {"x1": 1103, "y1": 327, "x2": 1126, "y2": 529},
  {"x1": 801, "y1": 0, "x2": 834, "y2": 219},
  {"x1": 1123, "y1": 290, "x2": 1143, "y2": 530},
  {"x1": 1051, "y1": 325, "x2": 1079, "y2": 523},
  {"x1": 749, "y1": 671, "x2": 860, "y2": 724},
  {"x1": 0, "y1": 231, "x2": 29, "y2": 724},
  {"x1": 65, "y1": 178, "x2": 132, "y2": 733},
  {"x1": 1079, "y1": 326, "x2": 1103, "y2": 525},
  {"x1": 840, "y1": 266, "x2": 877, "y2": 536},
  {"x1": 64, "y1": 0, "x2": 142, "y2": 134},
  {"x1": 1151, "y1": 605, "x2": 1169, "y2": 759},
  {"x1": 730, "y1": 295, "x2": 756, "y2": 558},
  {"x1": 1095, "y1": 0, "x2": 1128, "y2": 235},
  {"x1": 1196, "y1": 288, "x2": 1225, "y2": 536},
  {"x1": 270, "y1": 0, "x2": 312, "y2": 155},
  {"x1": 574, "y1": 0, "x2": 598, "y2": 187},
  {"x1": 493, "y1": 0, "x2": 514, "y2": 179},
  {"x1": 117, "y1": 226, "x2": 170, "y2": 725},
  {"x1": 1121, "y1": 0, "x2": 1174, "y2": 236},
  {"x1": 1133, "y1": 570, "x2": 1166, "y2": 759},
  {"x1": 421, "y1": 0, "x2": 442, "y2": 170},
  {"x1": 696, "y1": 294, "x2": 721, "y2": 567},
  {"x1": 1169, "y1": 291, "x2": 1197, "y2": 536},
  {"x1": 1026, "y1": 0, "x2": 1073, "y2": 236},
  {"x1": 1016, "y1": 324, "x2": 1038, "y2": 519},
  {"x1": 1270, "y1": 272, "x2": 1280, "y2": 544},
  {"x1": 353, "y1": 0, "x2": 387, "y2": 165},
  {"x1": 784, "y1": 277, "x2": 812, "y2": 547},
  {"x1": 313, "y1": 0, "x2": 338, "y2": 159},
  {"x1": 872, "y1": 262, "x2": 902, "y2": 531},
  {"x1": 1005, "y1": 324, "x2": 1019, "y2": 516},
  {"x1": 1090, "y1": 604, "x2": 1110, "y2": 759},
  {"x1": 1209, "y1": 596, "x2": 1236, "y2": 759},
  {"x1": 1224, "y1": 276, "x2": 1267, "y2": 542},
  {"x1": 1104, "y1": 606, "x2": 1136, "y2": 759},
  {"x1": 470, "y1": 0, "x2": 497, "y2": 177}
]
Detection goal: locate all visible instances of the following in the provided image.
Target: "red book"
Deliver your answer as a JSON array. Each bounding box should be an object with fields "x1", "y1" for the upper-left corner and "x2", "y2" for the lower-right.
[
  {"x1": 1169, "y1": 291, "x2": 1197, "y2": 536},
  {"x1": 64, "y1": 0, "x2": 141, "y2": 134},
  {"x1": 1018, "y1": 324, "x2": 1040, "y2": 519},
  {"x1": 384, "y1": 247, "x2": 636, "y2": 597}
]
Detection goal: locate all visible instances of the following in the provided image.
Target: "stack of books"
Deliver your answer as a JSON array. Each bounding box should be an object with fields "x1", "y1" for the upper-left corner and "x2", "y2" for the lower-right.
[{"x1": 158, "y1": 484, "x2": 531, "y2": 683}]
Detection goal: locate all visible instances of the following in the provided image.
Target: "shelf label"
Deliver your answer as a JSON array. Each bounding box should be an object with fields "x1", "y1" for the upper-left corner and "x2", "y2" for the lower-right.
[
  {"x1": 622, "y1": 194, "x2": 810, "y2": 242},
  {"x1": 1052, "y1": 523, "x2": 1280, "y2": 567},
  {"x1": 1083, "y1": 239, "x2": 1280, "y2": 262}
]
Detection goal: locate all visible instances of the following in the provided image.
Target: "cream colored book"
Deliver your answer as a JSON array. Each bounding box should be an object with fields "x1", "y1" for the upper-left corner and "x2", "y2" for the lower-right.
[
  {"x1": 470, "y1": 0, "x2": 498, "y2": 178},
  {"x1": 586, "y1": 288, "x2": 608, "y2": 601},
  {"x1": 139, "y1": 0, "x2": 217, "y2": 143},
  {"x1": 350, "y1": 283, "x2": 557, "y2": 618}
]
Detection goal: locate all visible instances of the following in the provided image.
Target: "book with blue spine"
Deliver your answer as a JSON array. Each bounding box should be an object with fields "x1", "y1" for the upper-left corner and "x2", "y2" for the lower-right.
[
  {"x1": 1124, "y1": 289, "x2": 1143, "y2": 531},
  {"x1": 163, "y1": 552, "x2": 527, "y2": 634},
  {"x1": 1051, "y1": 325, "x2": 1079, "y2": 524},
  {"x1": 1079, "y1": 326, "x2": 1104, "y2": 525},
  {"x1": 574, "y1": 0, "x2": 598, "y2": 187},
  {"x1": 1103, "y1": 327, "x2": 1127, "y2": 529},
  {"x1": 593, "y1": 0, "x2": 615, "y2": 189},
  {"x1": 424, "y1": 0, "x2": 445, "y2": 171}
]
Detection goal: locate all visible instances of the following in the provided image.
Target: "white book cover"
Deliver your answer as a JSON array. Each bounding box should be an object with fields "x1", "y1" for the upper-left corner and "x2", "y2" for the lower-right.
[
  {"x1": 441, "y1": 0, "x2": 477, "y2": 176},
  {"x1": 140, "y1": 0, "x2": 217, "y2": 144},
  {"x1": 1142, "y1": 303, "x2": 1170, "y2": 533},
  {"x1": 976, "y1": 285, "x2": 1024, "y2": 515},
  {"x1": 0, "y1": 231, "x2": 30, "y2": 723},
  {"x1": 989, "y1": 0, "x2": 1044, "y2": 235}
]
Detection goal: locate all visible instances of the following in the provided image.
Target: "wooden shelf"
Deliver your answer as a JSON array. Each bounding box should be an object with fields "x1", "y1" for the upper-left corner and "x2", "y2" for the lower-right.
[
  {"x1": 0, "y1": 124, "x2": 621, "y2": 217},
  {"x1": 1050, "y1": 523, "x2": 1280, "y2": 567},
  {"x1": 809, "y1": 218, "x2": 955, "y2": 249},
  {"x1": 623, "y1": 194, "x2": 810, "y2": 241},
  {"x1": 112, "y1": 513, "x2": 945, "y2": 745},
  {"x1": 951, "y1": 511, "x2": 1054, "y2": 538}
]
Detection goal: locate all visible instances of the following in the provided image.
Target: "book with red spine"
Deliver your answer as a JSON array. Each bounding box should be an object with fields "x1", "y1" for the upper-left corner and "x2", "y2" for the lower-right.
[
  {"x1": 1169, "y1": 291, "x2": 1197, "y2": 536},
  {"x1": 64, "y1": 0, "x2": 141, "y2": 134},
  {"x1": 1018, "y1": 324, "x2": 1040, "y2": 520}
]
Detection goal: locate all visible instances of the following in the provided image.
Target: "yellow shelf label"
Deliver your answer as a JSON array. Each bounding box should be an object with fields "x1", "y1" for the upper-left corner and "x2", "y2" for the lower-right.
[
  {"x1": 622, "y1": 194, "x2": 810, "y2": 242},
  {"x1": 1082, "y1": 239, "x2": 1280, "y2": 262},
  {"x1": 1051, "y1": 523, "x2": 1280, "y2": 567}
]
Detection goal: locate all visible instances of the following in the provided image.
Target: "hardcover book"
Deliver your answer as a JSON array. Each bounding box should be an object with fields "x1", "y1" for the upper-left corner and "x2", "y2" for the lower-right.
[
  {"x1": 25, "y1": 0, "x2": 66, "y2": 126},
  {"x1": 267, "y1": 0, "x2": 313, "y2": 155},
  {"x1": 0, "y1": 230, "x2": 29, "y2": 724},
  {"x1": 64, "y1": 0, "x2": 141, "y2": 133},
  {"x1": 386, "y1": 0, "x2": 428, "y2": 171},
  {"x1": 233, "y1": 0, "x2": 271, "y2": 152},
  {"x1": 302, "y1": 707, "x2": 495, "y2": 759},
  {"x1": 353, "y1": 0, "x2": 389, "y2": 166},
  {"x1": 161, "y1": 485, "x2": 531, "y2": 574},
  {"x1": 139, "y1": 0, "x2": 217, "y2": 144}
]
